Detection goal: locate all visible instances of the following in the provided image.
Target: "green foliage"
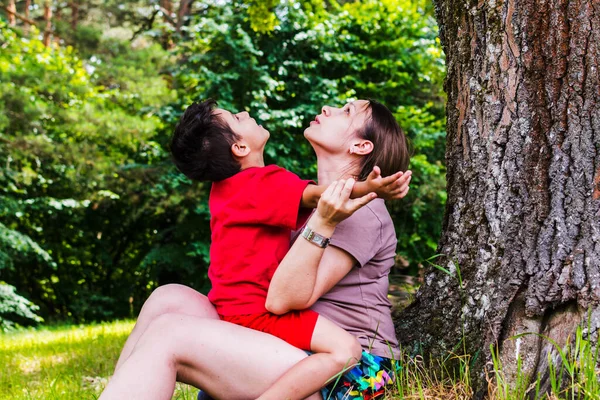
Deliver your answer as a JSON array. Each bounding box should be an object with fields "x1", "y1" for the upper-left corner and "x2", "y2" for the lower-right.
[
  {"x1": 1, "y1": 0, "x2": 446, "y2": 323},
  {"x1": 490, "y1": 318, "x2": 600, "y2": 399},
  {"x1": 171, "y1": 0, "x2": 446, "y2": 266},
  {"x1": 0, "y1": 282, "x2": 43, "y2": 331},
  {"x1": 0, "y1": 20, "x2": 190, "y2": 322},
  {"x1": 245, "y1": 0, "x2": 280, "y2": 33}
]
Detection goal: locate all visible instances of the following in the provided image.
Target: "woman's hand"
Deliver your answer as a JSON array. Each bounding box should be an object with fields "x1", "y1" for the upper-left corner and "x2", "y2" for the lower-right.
[
  {"x1": 313, "y1": 178, "x2": 377, "y2": 228},
  {"x1": 365, "y1": 166, "x2": 412, "y2": 200}
]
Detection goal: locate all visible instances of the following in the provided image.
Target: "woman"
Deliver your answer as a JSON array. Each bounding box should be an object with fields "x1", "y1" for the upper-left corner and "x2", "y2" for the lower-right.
[{"x1": 100, "y1": 99, "x2": 411, "y2": 400}]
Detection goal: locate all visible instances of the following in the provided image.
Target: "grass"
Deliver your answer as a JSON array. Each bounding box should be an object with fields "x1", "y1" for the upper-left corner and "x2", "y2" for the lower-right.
[
  {"x1": 0, "y1": 320, "x2": 197, "y2": 400},
  {"x1": 2, "y1": 319, "x2": 599, "y2": 399},
  {"x1": 488, "y1": 323, "x2": 600, "y2": 400}
]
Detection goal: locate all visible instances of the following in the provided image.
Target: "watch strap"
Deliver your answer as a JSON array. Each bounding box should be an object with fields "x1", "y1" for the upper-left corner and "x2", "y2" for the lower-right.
[{"x1": 300, "y1": 225, "x2": 331, "y2": 248}]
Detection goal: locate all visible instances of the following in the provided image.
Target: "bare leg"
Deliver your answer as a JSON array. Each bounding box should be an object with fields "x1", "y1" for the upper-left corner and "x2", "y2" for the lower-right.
[
  {"x1": 257, "y1": 316, "x2": 362, "y2": 400},
  {"x1": 114, "y1": 284, "x2": 219, "y2": 372},
  {"x1": 100, "y1": 313, "x2": 321, "y2": 400}
]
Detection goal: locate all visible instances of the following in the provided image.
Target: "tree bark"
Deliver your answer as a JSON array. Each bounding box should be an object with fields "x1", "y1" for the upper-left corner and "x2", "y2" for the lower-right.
[
  {"x1": 70, "y1": 0, "x2": 79, "y2": 31},
  {"x1": 43, "y1": 1, "x2": 53, "y2": 47},
  {"x1": 161, "y1": 0, "x2": 173, "y2": 16},
  {"x1": 2, "y1": 4, "x2": 37, "y2": 27},
  {"x1": 176, "y1": 0, "x2": 193, "y2": 33},
  {"x1": 24, "y1": 0, "x2": 31, "y2": 34},
  {"x1": 7, "y1": 0, "x2": 16, "y2": 26},
  {"x1": 394, "y1": 0, "x2": 600, "y2": 395}
]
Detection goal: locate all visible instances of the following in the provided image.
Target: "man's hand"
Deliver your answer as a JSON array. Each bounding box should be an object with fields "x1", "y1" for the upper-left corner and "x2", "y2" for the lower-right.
[
  {"x1": 365, "y1": 166, "x2": 412, "y2": 200},
  {"x1": 313, "y1": 178, "x2": 377, "y2": 228}
]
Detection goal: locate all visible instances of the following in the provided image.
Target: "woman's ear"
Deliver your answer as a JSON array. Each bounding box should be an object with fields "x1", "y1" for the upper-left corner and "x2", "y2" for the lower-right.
[
  {"x1": 231, "y1": 142, "x2": 250, "y2": 158},
  {"x1": 349, "y1": 140, "x2": 374, "y2": 156}
]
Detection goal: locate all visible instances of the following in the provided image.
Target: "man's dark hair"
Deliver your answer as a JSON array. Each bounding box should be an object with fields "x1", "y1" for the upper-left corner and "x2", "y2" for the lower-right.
[
  {"x1": 170, "y1": 99, "x2": 241, "y2": 182},
  {"x1": 355, "y1": 99, "x2": 411, "y2": 181}
]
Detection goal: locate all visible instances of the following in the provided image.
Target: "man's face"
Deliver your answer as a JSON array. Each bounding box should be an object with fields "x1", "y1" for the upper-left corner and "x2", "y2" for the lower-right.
[{"x1": 214, "y1": 108, "x2": 270, "y2": 151}]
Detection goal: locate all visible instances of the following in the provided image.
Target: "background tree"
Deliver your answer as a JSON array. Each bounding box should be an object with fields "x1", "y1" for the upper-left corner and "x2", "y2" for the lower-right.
[
  {"x1": 395, "y1": 0, "x2": 600, "y2": 395},
  {"x1": 1, "y1": 0, "x2": 446, "y2": 328}
]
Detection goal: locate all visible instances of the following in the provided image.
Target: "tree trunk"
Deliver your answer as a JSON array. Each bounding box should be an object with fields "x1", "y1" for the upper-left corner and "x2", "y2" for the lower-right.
[
  {"x1": 43, "y1": 1, "x2": 52, "y2": 47},
  {"x1": 394, "y1": 0, "x2": 600, "y2": 395},
  {"x1": 71, "y1": 0, "x2": 79, "y2": 31},
  {"x1": 176, "y1": 0, "x2": 193, "y2": 33},
  {"x1": 161, "y1": 0, "x2": 173, "y2": 16},
  {"x1": 2, "y1": 4, "x2": 37, "y2": 28},
  {"x1": 7, "y1": 0, "x2": 16, "y2": 26},
  {"x1": 24, "y1": 0, "x2": 31, "y2": 34}
]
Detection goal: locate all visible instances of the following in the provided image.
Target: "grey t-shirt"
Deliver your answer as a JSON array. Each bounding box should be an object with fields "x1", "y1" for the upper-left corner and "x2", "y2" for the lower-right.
[{"x1": 297, "y1": 199, "x2": 400, "y2": 359}]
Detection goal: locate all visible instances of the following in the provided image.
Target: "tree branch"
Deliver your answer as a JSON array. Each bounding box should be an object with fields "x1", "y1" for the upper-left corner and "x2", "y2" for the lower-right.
[
  {"x1": 159, "y1": 6, "x2": 176, "y2": 26},
  {"x1": 130, "y1": 8, "x2": 161, "y2": 41},
  {"x1": 1, "y1": 5, "x2": 38, "y2": 26}
]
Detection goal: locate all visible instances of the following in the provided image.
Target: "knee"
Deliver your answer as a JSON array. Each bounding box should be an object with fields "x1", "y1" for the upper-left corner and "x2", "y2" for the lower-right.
[
  {"x1": 140, "y1": 284, "x2": 186, "y2": 319},
  {"x1": 140, "y1": 284, "x2": 216, "y2": 321},
  {"x1": 148, "y1": 283, "x2": 193, "y2": 307}
]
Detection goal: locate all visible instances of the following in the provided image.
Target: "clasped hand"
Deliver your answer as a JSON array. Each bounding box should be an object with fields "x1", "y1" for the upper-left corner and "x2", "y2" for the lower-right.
[{"x1": 315, "y1": 178, "x2": 377, "y2": 227}]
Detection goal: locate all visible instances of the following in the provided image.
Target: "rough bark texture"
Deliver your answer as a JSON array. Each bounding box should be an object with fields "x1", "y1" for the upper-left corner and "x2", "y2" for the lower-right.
[{"x1": 394, "y1": 0, "x2": 600, "y2": 394}]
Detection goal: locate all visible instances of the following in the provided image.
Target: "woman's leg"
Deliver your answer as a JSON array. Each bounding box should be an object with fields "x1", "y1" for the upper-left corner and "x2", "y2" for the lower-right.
[
  {"x1": 115, "y1": 284, "x2": 219, "y2": 372},
  {"x1": 100, "y1": 313, "x2": 319, "y2": 400}
]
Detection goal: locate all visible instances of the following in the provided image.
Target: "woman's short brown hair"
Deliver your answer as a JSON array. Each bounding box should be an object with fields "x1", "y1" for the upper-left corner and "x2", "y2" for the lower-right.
[{"x1": 355, "y1": 99, "x2": 410, "y2": 181}]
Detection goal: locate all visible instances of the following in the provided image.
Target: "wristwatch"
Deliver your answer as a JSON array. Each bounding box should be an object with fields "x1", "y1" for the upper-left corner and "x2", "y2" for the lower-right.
[{"x1": 300, "y1": 226, "x2": 331, "y2": 248}]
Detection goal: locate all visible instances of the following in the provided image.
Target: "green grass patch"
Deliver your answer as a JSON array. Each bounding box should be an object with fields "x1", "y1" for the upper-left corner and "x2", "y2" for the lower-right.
[
  {"x1": 3, "y1": 319, "x2": 600, "y2": 399},
  {"x1": 0, "y1": 321, "x2": 198, "y2": 400}
]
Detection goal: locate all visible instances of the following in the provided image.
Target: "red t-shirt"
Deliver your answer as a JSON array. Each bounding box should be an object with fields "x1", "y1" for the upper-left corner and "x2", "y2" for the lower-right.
[{"x1": 207, "y1": 165, "x2": 312, "y2": 316}]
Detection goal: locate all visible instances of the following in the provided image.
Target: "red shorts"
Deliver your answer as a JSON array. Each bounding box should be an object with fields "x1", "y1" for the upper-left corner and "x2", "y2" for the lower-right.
[{"x1": 219, "y1": 309, "x2": 319, "y2": 351}]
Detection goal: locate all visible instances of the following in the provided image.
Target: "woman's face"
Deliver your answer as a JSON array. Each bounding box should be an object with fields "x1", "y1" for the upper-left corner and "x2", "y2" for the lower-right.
[{"x1": 304, "y1": 100, "x2": 371, "y2": 155}]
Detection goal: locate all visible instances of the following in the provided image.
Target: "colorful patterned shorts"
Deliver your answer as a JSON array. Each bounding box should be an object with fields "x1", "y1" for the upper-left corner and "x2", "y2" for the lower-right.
[{"x1": 320, "y1": 350, "x2": 400, "y2": 400}]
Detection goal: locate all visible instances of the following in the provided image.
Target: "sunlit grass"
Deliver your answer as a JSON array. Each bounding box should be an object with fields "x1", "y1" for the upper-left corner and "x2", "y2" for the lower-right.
[
  {"x1": 2, "y1": 319, "x2": 600, "y2": 399},
  {"x1": 0, "y1": 321, "x2": 197, "y2": 400}
]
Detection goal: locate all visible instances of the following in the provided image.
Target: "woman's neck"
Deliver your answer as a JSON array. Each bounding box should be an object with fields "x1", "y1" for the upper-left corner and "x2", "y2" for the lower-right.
[{"x1": 316, "y1": 154, "x2": 360, "y2": 186}]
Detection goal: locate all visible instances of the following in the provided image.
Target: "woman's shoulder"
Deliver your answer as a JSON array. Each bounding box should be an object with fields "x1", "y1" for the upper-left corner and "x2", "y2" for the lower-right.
[
  {"x1": 333, "y1": 199, "x2": 392, "y2": 242},
  {"x1": 346, "y1": 199, "x2": 392, "y2": 227}
]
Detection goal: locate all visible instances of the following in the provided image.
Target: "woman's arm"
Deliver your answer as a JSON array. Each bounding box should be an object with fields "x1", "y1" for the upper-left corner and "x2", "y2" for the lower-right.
[
  {"x1": 266, "y1": 241, "x2": 356, "y2": 314},
  {"x1": 266, "y1": 179, "x2": 369, "y2": 315},
  {"x1": 265, "y1": 213, "x2": 336, "y2": 314}
]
